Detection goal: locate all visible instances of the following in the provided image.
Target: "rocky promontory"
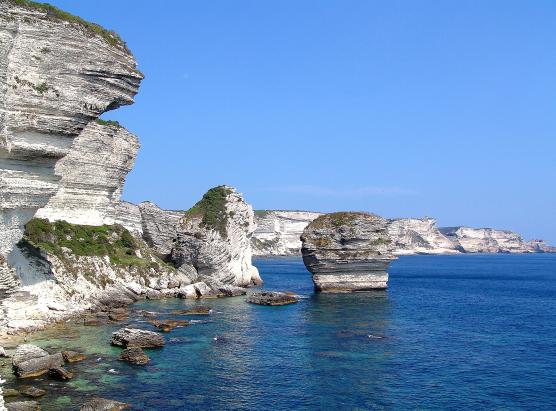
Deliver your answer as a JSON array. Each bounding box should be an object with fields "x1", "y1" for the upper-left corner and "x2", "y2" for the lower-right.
[
  {"x1": 171, "y1": 186, "x2": 262, "y2": 288},
  {"x1": 301, "y1": 212, "x2": 396, "y2": 292}
]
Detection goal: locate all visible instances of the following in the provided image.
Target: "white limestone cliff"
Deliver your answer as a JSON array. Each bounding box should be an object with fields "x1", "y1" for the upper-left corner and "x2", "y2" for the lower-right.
[
  {"x1": 138, "y1": 201, "x2": 184, "y2": 257},
  {"x1": 439, "y1": 227, "x2": 556, "y2": 253},
  {"x1": 0, "y1": 0, "x2": 142, "y2": 276},
  {"x1": 171, "y1": 186, "x2": 262, "y2": 287},
  {"x1": 252, "y1": 211, "x2": 323, "y2": 256},
  {"x1": 35, "y1": 121, "x2": 140, "y2": 231},
  {"x1": 387, "y1": 218, "x2": 460, "y2": 255}
]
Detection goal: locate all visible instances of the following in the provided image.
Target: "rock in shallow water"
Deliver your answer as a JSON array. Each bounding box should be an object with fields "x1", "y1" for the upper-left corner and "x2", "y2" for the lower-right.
[
  {"x1": 48, "y1": 366, "x2": 73, "y2": 380},
  {"x1": 301, "y1": 212, "x2": 396, "y2": 292},
  {"x1": 19, "y1": 387, "x2": 45, "y2": 398},
  {"x1": 80, "y1": 397, "x2": 130, "y2": 411},
  {"x1": 118, "y1": 347, "x2": 150, "y2": 365},
  {"x1": 247, "y1": 292, "x2": 299, "y2": 306},
  {"x1": 6, "y1": 401, "x2": 41, "y2": 411},
  {"x1": 150, "y1": 320, "x2": 189, "y2": 332},
  {"x1": 62, "y1": 351, "x2": 87, "y2": 363},
  {"x1": 12, "y1": 345, "x2": 64, "y2": 378},
  {"x1": 111, "y1": 328, "x2": 164, "y2": 348}
]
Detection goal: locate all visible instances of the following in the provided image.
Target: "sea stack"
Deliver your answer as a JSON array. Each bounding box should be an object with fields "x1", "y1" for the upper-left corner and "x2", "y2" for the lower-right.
[{"x1": 301, "y1": 212, "x2": 396, "y2": 292}]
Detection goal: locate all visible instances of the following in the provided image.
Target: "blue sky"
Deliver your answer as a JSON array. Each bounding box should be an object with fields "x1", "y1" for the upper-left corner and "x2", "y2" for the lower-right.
[{"x1": 49, "y1": 0, "x2": 555, "y2": 243}]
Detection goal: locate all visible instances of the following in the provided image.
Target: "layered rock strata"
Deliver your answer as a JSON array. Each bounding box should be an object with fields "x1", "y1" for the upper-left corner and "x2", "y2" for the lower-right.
[
  {"x1": 301, "y1": 212, "x2": 396, "y2": 292},
  {"x1": 439, "y1": 227, "x2": 556, "y2": 253},
  {"x1": 0, "y1": 0, "x2": 142, "y2": 275},
  {"x1": 138, "y1": 202, "x2": 184, "y2": 257},
  {"x1": 387, "y1": 218, "x2": 460, "y2": 255},
  {"x1": 171, "y1": 186, "x2": 262, "y2": 287},
  {"x1": 35, "y1": 121, "x2": 140, "y2": 231},
  {"x1": 252, "y1": 211, "x2": 323, "y2": 256}
]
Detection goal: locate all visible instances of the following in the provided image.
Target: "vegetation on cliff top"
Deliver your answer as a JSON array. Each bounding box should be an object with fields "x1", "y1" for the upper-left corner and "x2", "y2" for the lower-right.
[
  {"x1": 9, "y1": 0, "x2": 126, "y2": 48},
  {"x1": 95, "y1": 118, "x2": 122, "y2": 128},
  {"x1": 185, "y1": 186, "x2": 233, "y2": 238},
  {"x1": 23, "y1": 218, "x2": 151, "y2": 267}
]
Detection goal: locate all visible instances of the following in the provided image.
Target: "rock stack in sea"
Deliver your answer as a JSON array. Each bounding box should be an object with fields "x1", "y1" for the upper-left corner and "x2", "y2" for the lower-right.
[
  {"x1": 301, "y1": 212, "x2": 396, "y2": 292},
  {"x1": 171, "y1": 186, "x2": 262, "y2": 288}
]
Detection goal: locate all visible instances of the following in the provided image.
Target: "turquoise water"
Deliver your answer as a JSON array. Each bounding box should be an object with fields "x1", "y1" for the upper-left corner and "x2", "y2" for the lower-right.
[{"x1": 3, "y1": 254, "x2": 556, "y2": 410}]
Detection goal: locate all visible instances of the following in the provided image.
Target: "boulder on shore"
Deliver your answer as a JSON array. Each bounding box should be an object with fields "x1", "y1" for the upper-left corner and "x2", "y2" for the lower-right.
[
  {"x1": 12, "y1": 345, "x2": 64, "y2": 378},
  {"x1": 247, "y1": 291, "x2": 299, "y2": 306},
  {"x1": 111, "y1": 328, "x2": 164, "y2": 348},
  {"x1": 301, "y1": 212, "x2": 396, "y2": 292}
]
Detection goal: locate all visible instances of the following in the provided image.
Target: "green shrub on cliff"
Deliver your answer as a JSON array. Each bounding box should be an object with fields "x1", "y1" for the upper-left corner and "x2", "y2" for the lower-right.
[
  {"x1": 185, "y1": 185, "x2": 232, "y2": 238},
  {"x1": 23, "y1": 218, "x2": 146, "y2": 266},
  {"x1": 9, "y1": 0, "x2": 126, "y2": 48},
  {"x1": 95, "y1": 118, "x2": 122, "y2": 128}
]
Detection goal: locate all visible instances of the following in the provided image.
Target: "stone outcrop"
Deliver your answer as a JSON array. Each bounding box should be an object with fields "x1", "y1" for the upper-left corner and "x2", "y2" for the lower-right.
[
  {"x1": 0, "y1": 0, "x2": 143, "y2": 271},
  {"x1": 171, "y1": 186, "x2": 262, "y2": 287},
  {"x1": 252, "y1": 211, "x2": 323, "y2": 256},
  {"x1": 138, "y1": 201, "x2": 184, "y2": 257},
  {"x1": 12, "y1": 344, "x2": 64, "y2": 378},
  {"x1": 301, "y1": 212, "x2": 396, "y2": 292},
  {"x1": 439, "y1": 226, "x2": 556, "y2": 253},
  {"x1": 80, "y1": 397, "x2": 130, "y2": 411},
  {"x1": 247, "y1": 291, "x2": 299, "y2": 306},
  {"x1": 111, "y1": 328, "x2": 164, "y2": 348},
  {"x1": 35, "y1": 121, "x2": 140, "y2": 232},
  {"x1": 387, "y1": 218, "x2": 460, "y2": 255}
]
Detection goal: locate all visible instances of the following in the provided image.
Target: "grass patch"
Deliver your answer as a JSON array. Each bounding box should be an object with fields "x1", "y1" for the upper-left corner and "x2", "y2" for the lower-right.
[
  {"x1": 185, "y1": 185, "x2": 232, "y2": 238},
  {"x1": 9, "y1": 0, "x2": 126, "y2": 48}
]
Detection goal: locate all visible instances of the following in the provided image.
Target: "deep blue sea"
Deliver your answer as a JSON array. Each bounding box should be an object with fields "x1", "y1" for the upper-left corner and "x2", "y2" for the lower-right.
[{"x1": 4, "y1": 254, "x2": 556, "y2": 410}]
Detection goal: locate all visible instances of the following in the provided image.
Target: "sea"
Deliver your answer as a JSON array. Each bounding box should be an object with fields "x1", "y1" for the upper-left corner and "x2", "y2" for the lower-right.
[{"x1": 2, "y1": 254, "x2": 555, "y2": 410}]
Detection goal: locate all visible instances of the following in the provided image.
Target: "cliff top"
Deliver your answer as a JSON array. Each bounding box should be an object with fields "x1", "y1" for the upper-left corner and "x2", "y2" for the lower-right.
[
  {"x1": 7, "y1": 0, "x2": 127, "y2": 49},
  {"x1": 184, "y1": 185, "x2": 234, "y2": 238},
  {"x1": 308, "y1": 211, "x2": 381, "y2": 230}
]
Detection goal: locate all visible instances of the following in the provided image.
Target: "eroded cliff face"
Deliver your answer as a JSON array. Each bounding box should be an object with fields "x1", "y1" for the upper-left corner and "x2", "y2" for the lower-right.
[
  {"x1": 0, "y1": 0, "x2": 142, "y2": 266},
  {"x1": 301, "y1": 212, "x2": 396, "y2": 292},
  {"x1": 252, "y1": 211, "x2": 323, "y2": 256},
  {"x1": 171, "y1": 186, "x2": 262, "y2": 287},
  {"x1": 439, "y1": 227, "x2": 555, "y2": 253},
  {"x1": 387, "y1": 218, "x2": 460, "y2": 255},
  {"x1": 138, "y1": 202, "x2": 184, "y2": 257},
  {"x1": 35, "y1": 121, "x2": 140, "y2": 231}
]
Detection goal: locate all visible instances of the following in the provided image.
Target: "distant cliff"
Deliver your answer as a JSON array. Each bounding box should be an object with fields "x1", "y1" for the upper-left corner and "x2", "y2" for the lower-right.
[
  {"x1": 439, "y1": 227, "x2": 556, "y2": 254},
  {"x1": 253, "y1": 211, "x2": 555, "y2": 256}
]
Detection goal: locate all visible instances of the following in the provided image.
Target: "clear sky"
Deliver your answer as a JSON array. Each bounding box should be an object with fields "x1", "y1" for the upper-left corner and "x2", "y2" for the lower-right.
[{"x1": 48, "y1": 0, "x2": 555, "y2": 243}]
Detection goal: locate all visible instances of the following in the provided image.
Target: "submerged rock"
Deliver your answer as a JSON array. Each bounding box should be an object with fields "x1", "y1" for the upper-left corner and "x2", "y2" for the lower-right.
[
  {"x1": 62, "y1": 351, "x2": 87, "y2": 363},
  {"x1": 12, "y1": 345, "x2": 64, "y2": 378},
  {"x1": 150, "y1": 320, "x2": 189, "y2": 332},
  {"x1": 301, "y1": 212, "x2": 396, "y2": 292},
  {"x1": 111, "y1": 328, "x2": 164, "y2": 348},
  {"x1": 171, "y1": 186, "x2": 262, "y2": 288},
  {"x1": 247, "y1": 291, "x2": 299, "y2": 306},
  {"x1": 19, "y1": 387, "x2": 46, "y2": 398},
  {"x1": 48, "y1": 366, "x2": 73, "y2": 380},
  {"x1": 171, "y1": 306, "x2": 212, "y2": 315},
  {"x1": 118, "y1": 347, "x2": 150, "y2": 365},
  {"x1": 80, "y1": 397, "x2": 130, "y2": 411},
  {"x1": 5, "y1": 401, "x2": 41, "y2": 411}
]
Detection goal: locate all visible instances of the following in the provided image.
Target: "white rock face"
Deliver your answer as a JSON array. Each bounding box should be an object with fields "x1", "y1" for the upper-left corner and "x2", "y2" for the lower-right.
[
  {"x1": 439, "y1": 227, "x2": 555, "y2": 253},
  {"x1": 387, "y1": 218, "x2": 460, "y2": 255},
  {"x1": 171, "y1": 186, "x2": 262, "y2": 287},
  {"x1": 138, "y1": 201, "x2": 185, "y2": 256},
  {"x1": 0, "y1": 1, "x2": 142, "y2": 264},
  {"x1": 252, "y1": 211, "x2": 323, "y2": 255},
  {"x1": 36, "y1": 122, "x2": 140, "y2": 231}
]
